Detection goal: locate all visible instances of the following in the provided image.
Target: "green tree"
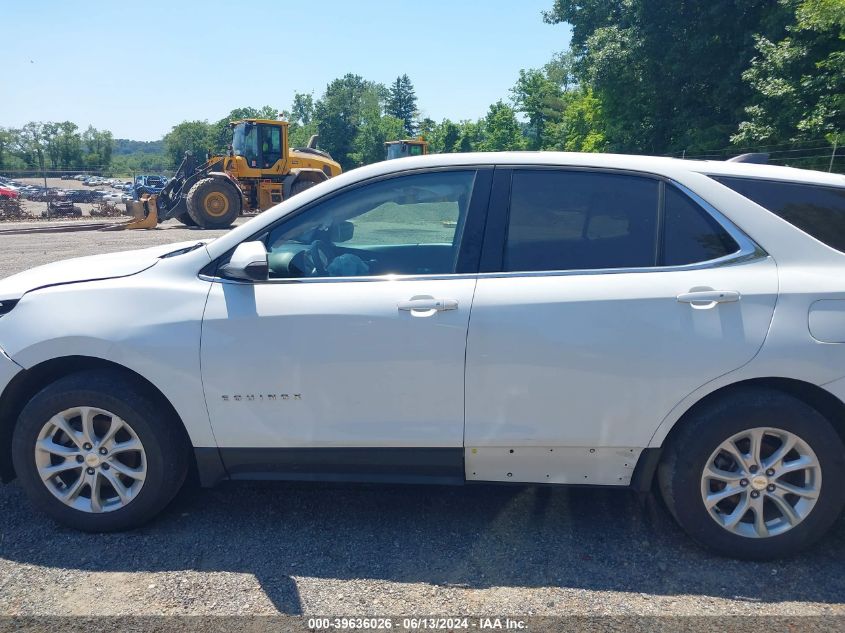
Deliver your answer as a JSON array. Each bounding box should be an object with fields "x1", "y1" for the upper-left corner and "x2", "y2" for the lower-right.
[
  {"x1": 417, "y1": 117, "x2": 437, "y2": 140},
  {"x1": 385, "y1": 74, "x2": 418, "y2": 136},
  {"x1": 480, "y1": 101, "x2": 525, "y2": 151},
  {"x1": 423, "y1": 119, "x2": 461, "y2": 153},
  {"x1": 0, "y1": 128, "x2": 10, "y2": 170},
  {"x1": 315, "y1": 73, "x2": 382, "y2": 170},
  {"x1": 17, "y1": 122, "x2": 46, "y2": 171},
  {"x1": 351, "y1": 88, "x2": 405, "y2": 165},
  {"x1": 56, "y1": 122, "x2": 82, "y2": 169},
  {"x1": 545, "y1": 87, "x2": 608, "y2": 152},
  {"x1": 288, "y1": 93, "x2": 319, "y2": 149},
  {"x1": 163, "y1": 120, "x2": 214, "y2": 167},
  {"x1": 457, "y1": 120, "x2": 485, "y2": 152},
  {"x1": 734, "y1": 0, "x2": 845, "y2": 146},
  {"x1": 545, "y1": 0, "x2": 792, "y2": 153},
  {"x1": 0, "y1": 128, "x2": 26, "y2": 171},
  {"x1": 81, "y1": 126, "x2": 113, "y2": 170},
  {"x1": 41, "y1": 122, "x2": 61, "y2": 169},
  {"x1": 511, "y1": 68, "x2": 564, "y2": 149},
  {"x1": 292, "y1": 92, "x2": 315, "y2": 126}
]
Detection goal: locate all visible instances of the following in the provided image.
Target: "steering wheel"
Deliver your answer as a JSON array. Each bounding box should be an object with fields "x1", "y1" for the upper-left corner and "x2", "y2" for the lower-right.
[{"x1": 302, "y1": 239, "x2": 334, "y2": 276}]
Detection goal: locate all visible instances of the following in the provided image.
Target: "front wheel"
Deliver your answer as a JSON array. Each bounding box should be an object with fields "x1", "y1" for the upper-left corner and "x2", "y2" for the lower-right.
[
  {"x1": 11, "y1": 370, "x2": 189, "y2": 532},
  {"x1": 659, "y1": 387, "x2": 845, "y2": 559},
  {"x1": 185, "y1": 177, "x2": 241, "y2": 229}
]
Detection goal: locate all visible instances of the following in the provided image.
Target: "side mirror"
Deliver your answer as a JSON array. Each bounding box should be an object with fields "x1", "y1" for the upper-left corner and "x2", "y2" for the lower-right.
[
  {"x1": 219, "y1": 241, "x2": 269, "y2": 281},
  {"x1": 329, "y1": 220, "x2": 354, "y2": 243}
]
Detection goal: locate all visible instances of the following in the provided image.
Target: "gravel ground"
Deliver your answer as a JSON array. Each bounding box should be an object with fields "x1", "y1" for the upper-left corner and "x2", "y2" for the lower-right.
[
  {"x1": 0, "y1": 218, "x2": 244, "y2": 278},
  {"x1": 0, "y1": 217, "x2": 844, "y2": 618}
]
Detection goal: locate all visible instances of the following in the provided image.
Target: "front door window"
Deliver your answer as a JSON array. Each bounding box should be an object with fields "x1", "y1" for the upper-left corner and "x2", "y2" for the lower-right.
[{"x1": 266, "y1": 170, "x2": 476, "y2": 278}]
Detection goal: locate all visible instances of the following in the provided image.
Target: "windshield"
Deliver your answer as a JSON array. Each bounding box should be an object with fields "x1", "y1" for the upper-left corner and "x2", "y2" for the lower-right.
[
  {"x1": 385, "y1": 144, "x2": 404, "y2": 160},
  {"x1": 232, "y1": 123, "x2": 259, "y2": 166}
]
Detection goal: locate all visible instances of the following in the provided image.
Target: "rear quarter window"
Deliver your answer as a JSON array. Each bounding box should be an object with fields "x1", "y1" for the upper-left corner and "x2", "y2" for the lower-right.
[{"x1": 712, "y1": 176, "x2": 845, "y2": 252}]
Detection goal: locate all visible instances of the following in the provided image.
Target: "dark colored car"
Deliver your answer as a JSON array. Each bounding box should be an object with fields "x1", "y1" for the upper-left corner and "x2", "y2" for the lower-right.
[
  {"x1": 134, "y1": 175, "x2": 167, "y2": 199},
  {"x1": 61, "y1": 189, "x2": 102, "y2": 203},
  {"x1": 42, "y1": 200, "x2": 82, "y2": 218}
]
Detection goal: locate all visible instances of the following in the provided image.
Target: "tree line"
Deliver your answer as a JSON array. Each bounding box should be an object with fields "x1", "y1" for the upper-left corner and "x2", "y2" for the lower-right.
[
  {"x1": 0, "y1": 122, "x2": 113, "y2": 173},
  {"x1": 2, "y1": 0, "x2": 842, "y2": 176}
]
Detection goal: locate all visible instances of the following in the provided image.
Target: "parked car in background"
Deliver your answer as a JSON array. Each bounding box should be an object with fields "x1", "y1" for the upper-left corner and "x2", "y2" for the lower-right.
[
  {"x1": 99, "y1": 191, "x2": 132, "y2": 203},
  {"x1": 60, "y1": 189, "x2": 102, "y2": 203},
  {"x1": 1, "y1": 153, "x2": 844, "y2": 560},
  {"x1": 0, "y1": 186, "x2": 19, "y2": 199},
  {"x1": 42, "y1": 200, "x2": 82, "y2": 218},
  {"x1": 19, "y1": 187, "x2": 59, "y2": 202}
]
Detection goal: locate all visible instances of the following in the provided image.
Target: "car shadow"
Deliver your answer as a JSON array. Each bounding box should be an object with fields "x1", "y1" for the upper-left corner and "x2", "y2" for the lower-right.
[{"x1": 1, "y1": 480, "x2": 843, "y2": 614}]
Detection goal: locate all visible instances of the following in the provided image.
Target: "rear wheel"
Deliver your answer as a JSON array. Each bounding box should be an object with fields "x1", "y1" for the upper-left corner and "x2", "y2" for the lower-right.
[
  {"x1": 659, "y1": 387, "x2": 845, "y2": 559},
  {"x1": 290, "y1": 178, "x2": 318, "y2": 196},
  {"x1": 11, "y1": 370, "x2": 189, "y2": 532},
  {"x1": 186, "y1": 177, "x2": 241, "y2": 229}
]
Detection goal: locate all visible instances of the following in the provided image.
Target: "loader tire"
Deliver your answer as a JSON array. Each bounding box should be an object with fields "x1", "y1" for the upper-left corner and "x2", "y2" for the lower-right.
[
  {"x1": 186, "y1": 178, "x2": 241, "y2": 229},
  {"x1": 175, "y1": 212, "x2": 197, "y2": 227},
  {"x1": 290, "y1": 179, "x2": 317, "y2": 196}
]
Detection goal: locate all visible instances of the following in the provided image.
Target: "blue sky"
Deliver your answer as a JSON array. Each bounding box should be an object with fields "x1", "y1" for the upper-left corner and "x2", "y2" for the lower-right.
[{"x1": 0, "y1": 1, "x2": 571, "y2": 141}]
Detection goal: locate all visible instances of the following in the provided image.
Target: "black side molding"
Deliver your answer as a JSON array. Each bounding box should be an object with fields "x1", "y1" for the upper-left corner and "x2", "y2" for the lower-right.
[
  {"x1": 218, "y1": 447, "x2": 465, "y2": 486},
  {"x1": 196, "y1": 445, "x2": 661, "y2": 491}
]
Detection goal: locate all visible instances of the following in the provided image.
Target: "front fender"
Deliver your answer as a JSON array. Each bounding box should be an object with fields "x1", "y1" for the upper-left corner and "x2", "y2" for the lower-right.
[{"x1": 0, "y1": 265, "x2": 217, "y2": 448}]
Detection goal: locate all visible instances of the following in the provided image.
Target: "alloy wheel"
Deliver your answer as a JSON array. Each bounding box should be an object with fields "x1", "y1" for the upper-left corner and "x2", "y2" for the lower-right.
[
  {"x1": 700, "y1": 427, "x2": 821, "y2": 538},
  {"x1": 34, "y1": 406, "x2": 147, "y2": 513}
]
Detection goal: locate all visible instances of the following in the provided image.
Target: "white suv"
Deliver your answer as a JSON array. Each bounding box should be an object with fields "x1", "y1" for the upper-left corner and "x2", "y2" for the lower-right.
[{"x1": 1, "y1": 153, "x2": 844, "y2": 559}]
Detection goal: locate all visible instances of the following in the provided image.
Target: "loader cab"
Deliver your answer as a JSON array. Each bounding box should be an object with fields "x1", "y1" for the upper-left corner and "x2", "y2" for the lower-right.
[
  {"x1": 385, "y1": 138, "x2": 429, "y2": 160},
  {"x1": 231, "y1": 120, "x2": 287, "y2": 172}
]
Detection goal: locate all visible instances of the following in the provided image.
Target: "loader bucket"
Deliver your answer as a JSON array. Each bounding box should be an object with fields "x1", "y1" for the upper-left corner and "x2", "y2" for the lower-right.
[{"x1": 104, "y1": 195, "x2": 160, "y2": 230}]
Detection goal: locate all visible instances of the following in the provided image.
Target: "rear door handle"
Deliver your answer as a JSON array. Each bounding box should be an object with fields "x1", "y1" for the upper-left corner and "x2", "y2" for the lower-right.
[
  {"x1": 677, "y1": 290, "x2": 740, "y2": 306},
  {"x1": 398, "y1": 297, "x2": 458, "y2": 312}
]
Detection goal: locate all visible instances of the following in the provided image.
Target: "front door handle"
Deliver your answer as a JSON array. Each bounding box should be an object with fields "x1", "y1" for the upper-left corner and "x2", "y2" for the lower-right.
[
  {"x1": 677, "y1": 290, "x2": 740, "y2": 307},
  {"x1": 398, "y1": 297, "x2": 458, "y2": 312}
]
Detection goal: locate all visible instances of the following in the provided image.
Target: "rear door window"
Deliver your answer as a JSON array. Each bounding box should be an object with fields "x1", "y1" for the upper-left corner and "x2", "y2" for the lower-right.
[
  {"x1": 662, "y1": 185, "x2": 739, "y2": 266},
  {"x1": 504, "y1": 170, "x2": 660, "y2": 272},
  {"x1": 712, "y1": 176, "x2": 845, "y2": 252}
]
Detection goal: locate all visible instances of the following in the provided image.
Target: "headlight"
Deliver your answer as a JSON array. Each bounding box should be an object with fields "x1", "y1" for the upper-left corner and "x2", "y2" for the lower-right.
[{"x1": 0, "y1": 300, "x2": 18, "y2": 317}]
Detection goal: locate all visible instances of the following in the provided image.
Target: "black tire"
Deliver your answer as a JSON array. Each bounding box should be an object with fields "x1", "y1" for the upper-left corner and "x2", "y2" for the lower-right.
[
  {"x1": 659, "y1": 386, "x2": 845, "y2": 560},
  {"x1": 175, "y1": 212, "x2": 197, "y2": 227},
  {"x1": 185, "y1": 177, "x2": 240, "y2": 229},
  {"x1": 290, "y1": 178, "x2": 317, "y2": 196},
  {"x1": 11, "y1": 370, "x2": 189, "y2": 532}
]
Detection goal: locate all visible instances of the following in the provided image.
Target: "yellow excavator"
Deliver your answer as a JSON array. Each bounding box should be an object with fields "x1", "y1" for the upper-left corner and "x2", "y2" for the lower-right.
[
  {"x1": 124, "y1": 118, "x2": 342, "y2": 229},
  {"x1": 384, "y1": 137, "x2": 429, "y2": 160}
]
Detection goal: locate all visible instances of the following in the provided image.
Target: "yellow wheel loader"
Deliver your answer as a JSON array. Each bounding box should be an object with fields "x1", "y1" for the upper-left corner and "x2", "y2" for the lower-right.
[
  {"x1": 384, "y1": 137, "x2": 429, "y2": 160},
  {"x1": 124, "y1": 118, "x2": 342, "y2": 230}
]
